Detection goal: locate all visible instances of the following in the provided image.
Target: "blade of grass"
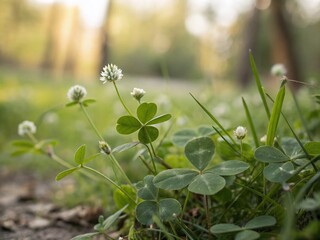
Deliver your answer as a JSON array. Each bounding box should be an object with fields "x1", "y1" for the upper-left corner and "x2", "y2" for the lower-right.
[
  {"x1": 190, "y1": 93, "x2": 236, "y2": 144},
  {"x1": 242, "y1": 97, "x2": 259, "y2": 148},
  {"x1": 266, "y1": 80, "x2": 286, "y2": 146},
  {"x1": 266, "y1": 93, "x2": 318, "y2": 171},
  {"x1": 249, "y1": 51, "x2": 271, "y2": 119}
]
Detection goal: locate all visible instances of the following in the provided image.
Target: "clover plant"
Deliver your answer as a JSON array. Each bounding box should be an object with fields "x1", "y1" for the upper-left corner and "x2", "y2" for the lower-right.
[{"x1": 12, "y1": 54, "x2": 320, "y2": 239}]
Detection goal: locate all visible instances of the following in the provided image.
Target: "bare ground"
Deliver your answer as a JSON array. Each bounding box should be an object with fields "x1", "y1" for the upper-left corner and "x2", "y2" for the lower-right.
[{"x1": 0, "y1": 169, "x2": 102, "y2": 240}]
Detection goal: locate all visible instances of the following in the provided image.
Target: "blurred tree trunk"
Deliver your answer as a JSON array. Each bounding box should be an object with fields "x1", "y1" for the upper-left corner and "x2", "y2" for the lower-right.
[
  {"x1": 41, "y1": 2, "x2": 62, "y2": 70},
  {"x1": 271, "y1": 0, "x2": 301, "y2": 89},
  {"x1": 99, "y1": 0, "x2": 112, "y2": 72},
  {"x1": 237, "y1": 9, "x2": 260, "y2": 88},
  {"x1": 63, "y1": 7, "x2": 80, "y2": 74}
]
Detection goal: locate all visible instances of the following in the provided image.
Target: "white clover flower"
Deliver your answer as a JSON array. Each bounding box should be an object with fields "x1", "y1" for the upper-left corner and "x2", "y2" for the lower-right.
[
  {"x1": 18, "y1": 120, "x2": 37, "y2": 136},
  {"x1": 260, "y1": 135, "x2": 267, "y2": 143},
  {"x1": 234, "y1": 126, "x2": 247, "y2": 140},
  {"x1": 271, "y1": 63, "x2": 287, "y2": 77},
  {"x1": 131, "y1": 88, "x2": 145, "y2": 102},
  {"x1": 67, "y1": 85, "x2": 87, "y2": 102},
  {"x1": 100, "y1": 64, "x2": 123, "y2": 83}
]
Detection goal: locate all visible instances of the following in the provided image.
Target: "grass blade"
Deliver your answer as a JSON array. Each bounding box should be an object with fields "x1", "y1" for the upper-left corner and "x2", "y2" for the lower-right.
[
  {"x1": 249, "y1": 51, "x2": 271, "y2": 119},
  {"x1": 266, "y1": 80, "x2": 286, "y2": 146},
  {"x1": 242, "y1": 97, "x2": 259, "y2": 148},
  {"x1": 190, "y1": 93, "x2": 236, "y2": 144}
]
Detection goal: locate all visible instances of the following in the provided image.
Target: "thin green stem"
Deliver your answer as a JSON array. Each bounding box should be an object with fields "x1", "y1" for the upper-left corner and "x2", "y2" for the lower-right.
[
  {"x1": 79, "y1": 102, "x2": 133, "y2": 184},
  {"x1": 204, "y1": 195, "x2": 212, "y2": 240},
  {"x1": 26, "y1": 132, "x2": 38, "y2": 144},
  {"x1": 82, "y1": 165, "x2": 136, "y2": 204},
  {"x1": 145, "y1": 144, "x2": 157, "y2": 173},
  {"x1": 79, "y1": 103, "x2": 104, "y2": 141},
  {"x1": 113, "y1": 82, "x2": 133, "y2": 116},
  {"x1": 139, "y1": 156, "x2": 155, "y2": 174},
  {"x1": 182, "y1": 190, "x2": 190, "y2": 215},
  {"x1": 109, "y1": 154, "x2": 133, "y2": 186}
]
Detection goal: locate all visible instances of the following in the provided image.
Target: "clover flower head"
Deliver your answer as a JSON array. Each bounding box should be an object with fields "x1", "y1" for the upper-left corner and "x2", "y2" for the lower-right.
[
  {"x1": 131, "y1": 88, "x2": 146, "y2": 102},
  {"x1": 260, "y1": 135, "x2": 267, "y2": 143},
  {"x1": 18, "y1": 120, "x2": 37, "y2": 136},
  {"x1": 234, "y1": 126, "x2": 247, "y2": 140},
  {"x1": 271, "y1": 63, "x2": 287, "y2": 77},
  {"x1": 100, "y1": 64, "x2": 123, "y2": 83},
  {"x1": 99, "y1": 141, "x2": 111, "y2": 155},
  {"x1": 67, "y1": 85, "x2": 87, "y2": 102}
]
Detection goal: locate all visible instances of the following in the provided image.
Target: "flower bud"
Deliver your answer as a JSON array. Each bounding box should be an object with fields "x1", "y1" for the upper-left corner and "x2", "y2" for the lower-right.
[
  {"x1": 234, "y1": 126, "x2": 247, "y2": 140},
  {"x1": 18, "y1": 120, "x2": 37, "y2": 136},
  {"x1": 271, "y1": 63, "x2": 287, "y2": 77},
  {"x1": 100, "y1": 64, "x2": 123, "y2": 83},
  {"x1": 99, "y1": 141, "x2": 111, "y2": 155},
  {"x1": 67, "y1": 85, "x2": 87, "y2": 102},
  {"x1": 131, "y1": 88, "x2": 146, "y2": 102}
]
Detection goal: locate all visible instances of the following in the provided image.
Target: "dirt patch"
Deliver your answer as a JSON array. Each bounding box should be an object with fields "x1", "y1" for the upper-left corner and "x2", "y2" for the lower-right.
[{"x1": 0, "y1": 169, "x2": 102, "y2": 240}]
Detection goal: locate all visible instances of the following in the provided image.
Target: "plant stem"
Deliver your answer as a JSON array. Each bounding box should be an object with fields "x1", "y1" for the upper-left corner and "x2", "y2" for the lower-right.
[
  {"x1": 109, "y1": 154, "x2": 133, "y2": 185},
  {"x1": 79, "y1": 103, "x2": 104, "y2": 141},
  {"x1": 113, "y1": 82, "x2": 133, "y2": 116},
  {"x1": 182, "y1": 190, "x2": 190, "y2": 215},
  {"x1": 204, "y1": 195, "x2": 212, "y2": 240},
  {"x1": 80, "y1": 102, "x2": 133, "y2": 185},
  {"x1": 82, "y1": 165, "x2": 136, "y2": 204},
  {"x1": 145, "y1": 144, "x2": 157, "y2": 173}
]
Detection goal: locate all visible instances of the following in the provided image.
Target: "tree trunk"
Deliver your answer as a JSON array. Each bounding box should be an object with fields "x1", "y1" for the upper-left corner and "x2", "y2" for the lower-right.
[
  {"x1": 237, "y1": 9, "x2": 260, "y2": 88},
  {"x1": 271, "y1": 0, "x2": 301, "y2": 89}
]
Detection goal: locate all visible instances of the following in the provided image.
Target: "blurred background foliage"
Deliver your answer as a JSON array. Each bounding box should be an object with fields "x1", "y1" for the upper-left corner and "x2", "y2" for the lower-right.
[{"x1": 1, "y1": 0, "x2": 320, "y2": 206}]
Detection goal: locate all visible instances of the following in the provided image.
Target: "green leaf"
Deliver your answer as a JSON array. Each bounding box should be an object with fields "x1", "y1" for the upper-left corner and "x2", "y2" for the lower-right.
[
  {"x1": 82, "y1": 99, "x2": 96, "y2": 107},
  {"x1": 74, "y1": 144, "x2": 86, "y2": 165},
  {"x1": 66, "y1": 101, "x2": 78, "y2": 107},
  {"x1": 216, "y1": 138, "x2": 239, "y2": 160},
  {"x1": 254, "y1": 146, "x2": 290, "y2": 163},
  {"x1": 35, "y1": 139, "x2": 58, "y2": 149},
  {"x1": 185, "y1": 137, "x2": 215, "y2": 171},
  {"x1": 70, "y1": 232, "x2": 100, "y2": 240},
  {"x1": 188, "y1": 173, "x2": 225, "y2": 195},
  {"x1": 198, "y1": 126, "x2": 215, "y2": 136},
  {"x1": 210, "y1": 223, "x2": 242, "y2": 234},
  {"x1": 207, "y1": 160, "x2": 249, "y2": 176},
  {"x1": 83, "y1": 153, "x2": 101, "y2": 165},
  {"x1": 159, "y1": 198, "x2": 181, "y2": 222},
  {"x1": 138, "y1": 126, "x2": 159, "y2": 144},
  {"x1": 113, "y1": 185, "x2": 136, "y2": 213},
  {"x1": 245, "y1": 215, "x2": 276, "y2": 229},
  {"x1": 55, "y1": 167, "x2": 79, "y2": 181},
  {"x1": 172, "y1": 129, "x2": 198, "y2": 147},
  {"x1": 235, "y1": 230, "x2": 260, "y2": 240},
  {"x1": 102, "y1": 205, "x2": 128, "y2": 230},
  {"x1": 12, "y1": 140, "x2": 34, "y2": 148},
  {"x1": 137, "y1": 102, "x2": 157, "y2": 124},
  {"x1": 116, "y1": 116, "x2": 142, "y2": 134},
  {"x1": 266, "y1": 80, "x2": 286, "y2": 145},
  {"x1": 300, "y1": 198, "x2": 320, "y2": 211},
  {"x1": 263, "y1": 162, "x2": 294, "y2": 183},
  {"x1": 112, "y1": 142, "x2": 139, "y2": 153},
  {"x1": 249, "y1": 51, "x2": 271, "y2": 119},
  {"x1": 137, "y1": 175, "x2": 158, "y2": 201},
  {"x1": 136, "y1": 201, "x2": 158, "y2": 225},
  {"x1": 147, "y1": 114, "x2": 171, "y2": 125},
  {"x1": 304, "y1": 142, "x2": 320, "y2": 156},
  {"x1": 153, "y1": 169, "x2": 198, "y2": 190},
  {"x1": 11, "y1": 149, "x2": 32, "y2": 156}
]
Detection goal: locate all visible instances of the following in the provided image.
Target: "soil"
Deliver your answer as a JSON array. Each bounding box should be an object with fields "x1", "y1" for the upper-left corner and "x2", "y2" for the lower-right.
[{"x1": 0, "y1": 168, "x2": 102, "y2": 240}]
